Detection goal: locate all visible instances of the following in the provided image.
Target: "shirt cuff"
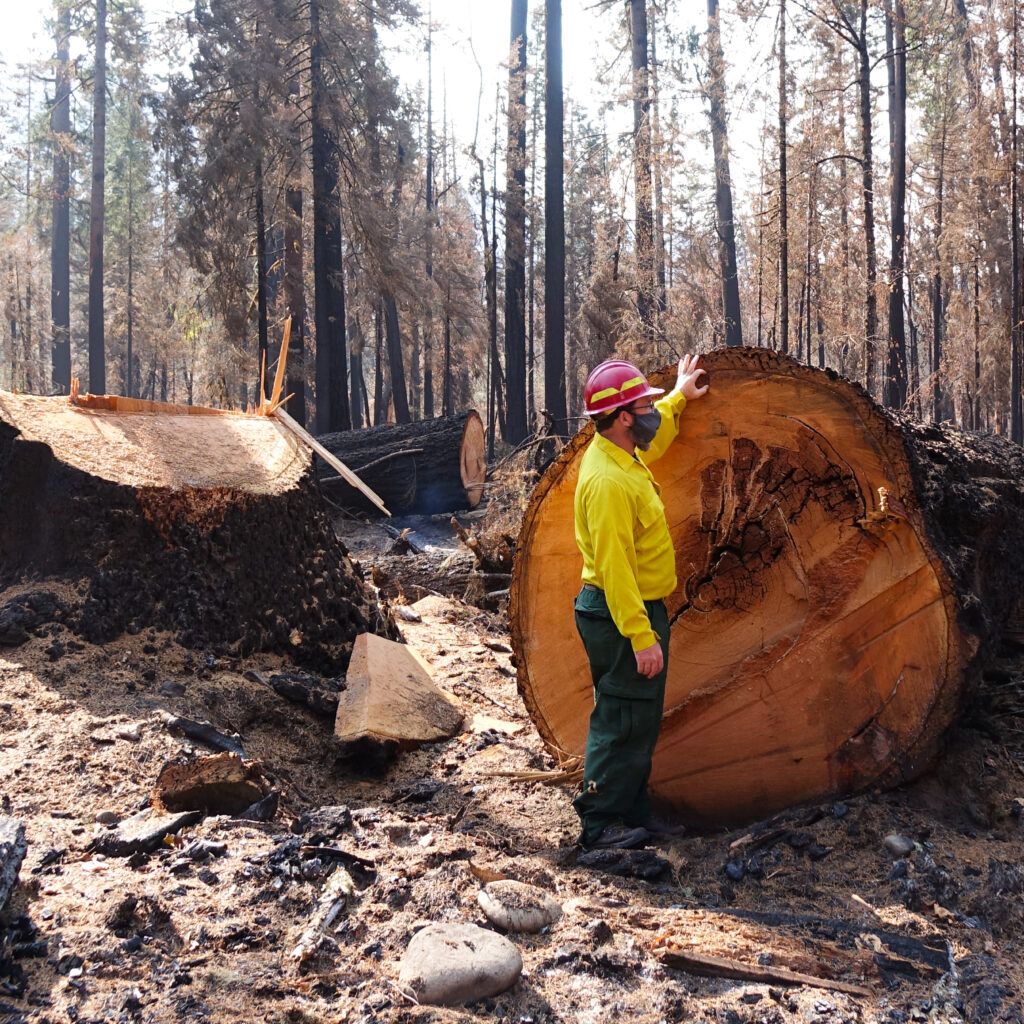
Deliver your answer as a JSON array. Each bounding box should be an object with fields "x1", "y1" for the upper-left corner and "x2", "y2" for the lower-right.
[{"x1": 631, "y1": 627, "x2": 660, "y2": 653}]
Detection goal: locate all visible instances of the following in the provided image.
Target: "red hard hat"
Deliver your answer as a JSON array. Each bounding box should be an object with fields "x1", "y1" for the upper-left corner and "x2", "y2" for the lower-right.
[{"x1": 583, "y1": 359, "x2": 664, "y2": 417}]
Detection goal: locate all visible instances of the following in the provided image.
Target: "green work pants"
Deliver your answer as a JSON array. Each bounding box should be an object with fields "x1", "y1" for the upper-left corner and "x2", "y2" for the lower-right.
[{"x1": 572, "y1": 586, "x2": 669, "y2": 846}]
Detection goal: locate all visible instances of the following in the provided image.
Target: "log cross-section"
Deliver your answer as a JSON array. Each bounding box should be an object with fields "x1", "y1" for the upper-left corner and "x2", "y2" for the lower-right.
[{"x1": 510, "y1": 348, "x2": 1024, "y2": 826}]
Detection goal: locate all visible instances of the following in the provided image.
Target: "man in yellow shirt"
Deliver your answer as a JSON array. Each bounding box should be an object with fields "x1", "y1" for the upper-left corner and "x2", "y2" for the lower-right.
[{"x1": 573, "y1": 354, "x2": 708, "y2": 850}]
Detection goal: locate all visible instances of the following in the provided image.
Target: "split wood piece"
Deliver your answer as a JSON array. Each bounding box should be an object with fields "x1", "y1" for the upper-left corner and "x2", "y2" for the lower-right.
[
  {"x1": 0, "y1": 817, "x2": 26, "y2": 913},
  {"x1": 510, "y1": 347, "x2": 1024, "y2": 826},
  {"x1": 155, "y1": 710, "x2": 245, "y2": 756},
  {"x1": 0, "y1": 391, "x2": 385, "y2": 673},
  {"x1": 655, "y1": 948, "x2": 872, "y2": 998},
  {"x1": 334, "y1": 632, "x2": 464, "y2": 750},
  {"x1": 316, "y1": 412, "x2": 487, "y2": 515},
  {"x1": 152, "y1": 752, "x2": 270, "y2": 816},
  {"x1": 89, "y1": 808, "x2": 204, "y2": 857}
]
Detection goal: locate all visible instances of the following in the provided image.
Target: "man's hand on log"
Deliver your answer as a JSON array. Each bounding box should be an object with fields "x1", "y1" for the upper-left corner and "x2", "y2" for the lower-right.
[
  {"x1": 672, "y1": 353, "x2": 709, "y2": 402},
  {"x1": 635, "y1": 642, "x2": 664, "y2": 679}
]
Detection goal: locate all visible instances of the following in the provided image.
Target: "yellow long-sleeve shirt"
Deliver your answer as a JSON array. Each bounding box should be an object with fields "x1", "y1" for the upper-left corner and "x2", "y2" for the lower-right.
[{"x1": 573, "y1": 391, "x2": 687, "y2": 652}]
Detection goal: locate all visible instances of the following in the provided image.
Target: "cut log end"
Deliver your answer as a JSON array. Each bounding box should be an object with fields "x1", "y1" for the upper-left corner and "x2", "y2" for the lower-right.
[{"x1": 510, "y1": 348, "x2": 1011, "y2": 826}]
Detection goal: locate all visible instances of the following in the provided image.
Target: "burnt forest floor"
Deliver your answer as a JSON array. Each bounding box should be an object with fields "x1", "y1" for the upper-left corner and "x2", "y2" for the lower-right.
[{"x1": 0, "y1": 506, "x2": 1023, "y2": 1024}]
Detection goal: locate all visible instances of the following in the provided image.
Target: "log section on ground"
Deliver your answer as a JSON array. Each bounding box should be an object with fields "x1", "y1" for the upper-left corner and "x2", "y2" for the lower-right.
[
  {"x1": 316, "y1": 412, "x2": 486, "y2": 515},
  {"x1": 510, "y1": 348, "x2": 1024, "y2": 826},
  {"x1": 0, "y1": 392, "x2": 385, "y2": 671}
]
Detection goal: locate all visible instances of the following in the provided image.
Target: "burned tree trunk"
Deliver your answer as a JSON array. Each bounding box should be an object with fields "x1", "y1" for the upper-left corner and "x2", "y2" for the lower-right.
[
  {"x1": 0, "y1": 393, "x2": 385, "y2": 672},
  {"x1": 510, "y1": 347, "x2": 1024, "y2": 826},
  {"x1": 316, "y1": 411, "x2": 486, "y2": 515}
]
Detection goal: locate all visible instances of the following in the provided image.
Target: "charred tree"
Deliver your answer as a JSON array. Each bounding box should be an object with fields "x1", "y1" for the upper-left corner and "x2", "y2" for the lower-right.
[
  {"x1": 510, "y1": 348, "x2": 1024, "y2": 826},
  {"x1": 706, "y1": 0, "x2": 743, "y2": 347},
  {"x1": 544, "y1": 0, "x2": 567, "y2": 435},
  {"x1": 87, "y1": 0, "x2": 107, "y2": 395},
  {"x1": 504, "y1": 0, "x2": 528, "y2": 445},
  {"x1": 50, "y1": 2, "x2": 72, "y2": 395}
]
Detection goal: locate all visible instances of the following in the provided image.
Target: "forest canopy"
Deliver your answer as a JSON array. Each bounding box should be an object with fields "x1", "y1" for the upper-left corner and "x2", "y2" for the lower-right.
[{"x1": 0, "y1": 0, "x2": 1022, "y2": 446}]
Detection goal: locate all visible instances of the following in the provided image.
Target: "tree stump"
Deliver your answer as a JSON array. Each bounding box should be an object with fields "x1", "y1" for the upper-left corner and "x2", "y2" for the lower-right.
[
  {"x1": 316, "y1": 412, "x2": 487, "y2": 515},
  {"x1": 0, "y1": 393, "x2": 386, "y2": 672},
  {"x1": 510, "y1": 348, "x2": 1024, "y2": 826}
]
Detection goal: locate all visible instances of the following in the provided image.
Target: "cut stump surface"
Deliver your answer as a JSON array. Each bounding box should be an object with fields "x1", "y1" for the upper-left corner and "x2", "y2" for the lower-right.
[{"x1": 511, "y1": 348, "x2": 1024, "y2": 825}]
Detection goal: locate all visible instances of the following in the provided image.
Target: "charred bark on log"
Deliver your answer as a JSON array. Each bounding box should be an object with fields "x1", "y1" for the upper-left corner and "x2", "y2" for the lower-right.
[{"x1": 316, "y1": 412, "x2": 486, "y2": 515}]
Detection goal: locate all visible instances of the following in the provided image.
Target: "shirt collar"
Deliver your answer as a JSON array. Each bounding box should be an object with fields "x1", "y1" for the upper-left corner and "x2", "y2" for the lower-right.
[{"x1": 593, "y1": 430, "x2": 641, "y2": 469}]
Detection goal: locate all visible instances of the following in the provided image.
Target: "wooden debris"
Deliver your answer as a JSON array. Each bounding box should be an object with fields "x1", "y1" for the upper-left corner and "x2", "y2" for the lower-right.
[
  {"x1": 334, "y1": 633, "x2": 464, "y2": 750},
  {"x1": 289, "y1": 864, "x2": 356, "y2": 964},
  {"x1": 0, "y1": 817, "x2": 26, "y2": 912},
  {"x1": 655, "y1": 948, "x2": 873, "y2": 997},
  {"x1": 265, "y1": 673, "x2": 340, "y2": 719},
  {"x1": 153, "y1": 752, "x2": 270, "y2": 815},
  {"x1": 155, "y1": 710, "x2": 245, "y2": 756},
  {"x1": 88, "y1": 808, "x2": 203, "y2": 857}
]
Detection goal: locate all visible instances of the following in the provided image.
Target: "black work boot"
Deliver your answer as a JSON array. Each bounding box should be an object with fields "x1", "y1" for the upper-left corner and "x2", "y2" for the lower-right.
[{"x1": 581, "y1": 822, "x2": 650, "y2": 851}]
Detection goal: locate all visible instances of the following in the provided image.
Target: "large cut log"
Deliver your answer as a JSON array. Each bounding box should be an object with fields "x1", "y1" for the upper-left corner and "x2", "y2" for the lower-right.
[
  {"x1": 316, "y1": 412, "x2": 486, "y2": 515},
  {"x1": 0, "y1": 392, "x2": 386, "y2": 672},
  {"x1": 510, "y1": 348, "x2": 1024, "y2": 826}
]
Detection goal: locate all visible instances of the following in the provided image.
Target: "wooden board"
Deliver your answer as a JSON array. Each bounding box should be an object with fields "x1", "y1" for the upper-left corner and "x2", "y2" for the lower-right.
[
  {"x1": 334, "y1": 633, "x2": 464, "y2": 747},
  {"x1": 511, "y1": 348, "x2": 984, "y2": 825}
]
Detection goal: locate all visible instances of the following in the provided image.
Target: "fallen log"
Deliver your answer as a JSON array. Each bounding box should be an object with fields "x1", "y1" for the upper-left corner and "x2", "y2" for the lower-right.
[
  {"x1": 0, "y1": 392, "x2": 387, "y2": 672},
  {"x1": 316, "y1": 412, "x2": 487, "y2": 515},
  {"x1": 510, "y1": 347, "x2": 1024, "y2": 826}
]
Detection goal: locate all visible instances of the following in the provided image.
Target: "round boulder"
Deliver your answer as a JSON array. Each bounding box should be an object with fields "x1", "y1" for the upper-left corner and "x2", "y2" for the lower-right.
[
  {"x1": 397, "y1": 923, "x2": 522, "y2": 1006},
  {"x1": 477, "y1": 880, "x2": 562, "y2": 934}
]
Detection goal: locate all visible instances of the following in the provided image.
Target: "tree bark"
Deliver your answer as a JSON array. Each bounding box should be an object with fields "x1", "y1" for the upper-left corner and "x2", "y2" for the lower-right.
[
  {"x1": 88, "y1": 0, "x2": 107, "y2": 395},
  {"x1": 707, "y1": 0, "x2": 743, "y2": 348},
  {"x1": 50, "y1": 2, "x2": 71, "y2": 395},
  {"x1": 285, "y1": 185, "x2": 307, "y2": 426},
  {"x1": 311, "y1": 0, "x2": 350, "y2": 434},
  {"x1": 630, "y1": 0, "x2": 655, "y2": 338},
  {"x1": 544, "y1": 0, "x2": 567, "y2": 436},
  {"x1": 857, "y1": 0, "x2": 879, "y2": 394},
  {"x1": 504, "y1": 0, "x2": 528, "y2": 445},
  {"x1": 777, "y1": 0, "x2": 789, "y2": 356},
  {"x1": 884, "y1": 0, "x2": 908, "y2": 410},
  {"x1": 510, "y1": 347, "x2": 1024, "y2": 826},
  {"x1": 317, "y1": 411, "x2": 486, "y2": 515}
]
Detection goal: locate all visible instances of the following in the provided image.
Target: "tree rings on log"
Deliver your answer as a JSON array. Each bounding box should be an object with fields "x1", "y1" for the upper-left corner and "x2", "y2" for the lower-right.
[
  {"x1": 511, "y1": 348, "x2": 1024, "y2": 826},
  {"x1": 316, "y1": 412, "x2": 487, "y2": 515},
  {"x1": 0, "y1": 393, "x2": 386, "y2": 671}
]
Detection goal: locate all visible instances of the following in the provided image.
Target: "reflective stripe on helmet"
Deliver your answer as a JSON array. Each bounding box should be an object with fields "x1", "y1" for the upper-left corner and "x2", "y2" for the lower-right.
[{"x1": 589, "y1": 375, "x2": 646, "y2": 403}]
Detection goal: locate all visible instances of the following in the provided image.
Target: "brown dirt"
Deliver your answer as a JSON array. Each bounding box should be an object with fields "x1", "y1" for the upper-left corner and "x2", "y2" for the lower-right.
[{"x1": 0, "y1": 516, "x2": 1022, "y2": 1024}]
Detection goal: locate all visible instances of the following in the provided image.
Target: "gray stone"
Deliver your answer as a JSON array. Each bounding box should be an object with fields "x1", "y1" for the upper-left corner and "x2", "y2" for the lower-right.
[
  {"x1": 477, "y1": 880, "x2": 562, "y2": 934},
  {"x1": 397, "y1": 923, "x2": 522, "y2": 1005},
  {"x1": 884, "y1": 833, "x2": 916, "y2": 858}
]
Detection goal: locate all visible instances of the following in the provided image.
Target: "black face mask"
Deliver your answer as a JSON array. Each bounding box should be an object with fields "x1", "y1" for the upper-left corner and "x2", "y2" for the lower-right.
[{"x1": 629, "y1": 408, "x2": 661, "y2": 450}]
